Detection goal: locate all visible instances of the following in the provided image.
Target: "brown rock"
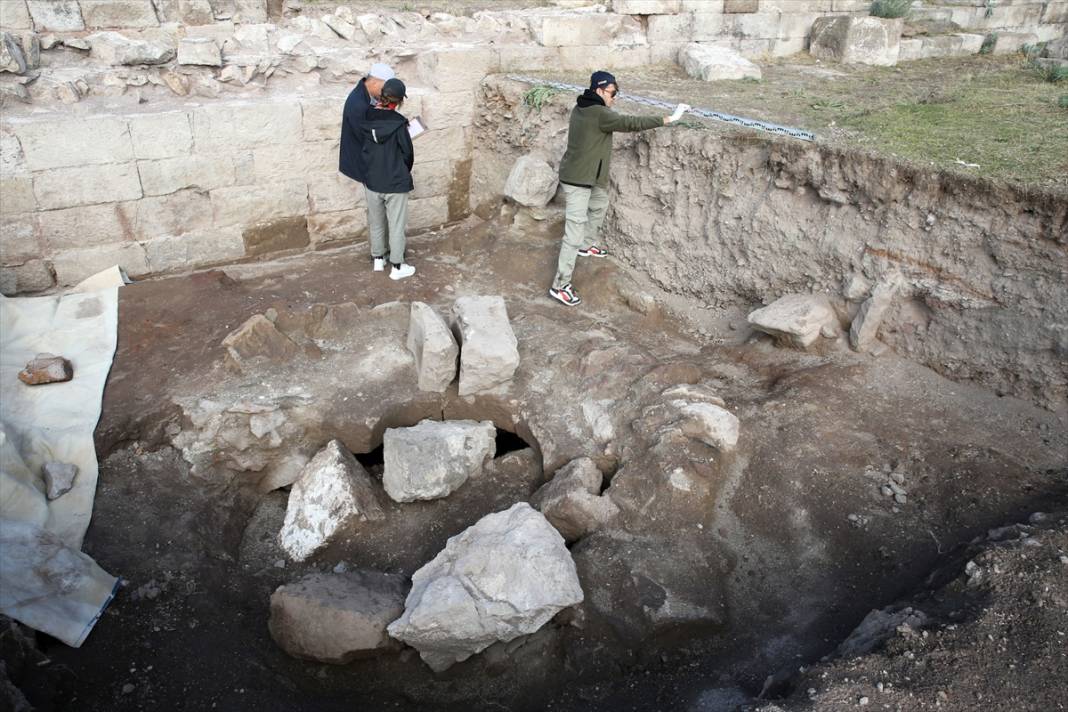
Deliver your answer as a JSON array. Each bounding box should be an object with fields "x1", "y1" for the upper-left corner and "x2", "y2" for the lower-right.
[
  {"x1": 43, "y1": 462, "x2": 78, "y2": 499},
  {"x1": 18, "y1": 354, "x2": 73, "y2": 385},
  {"x1": 221, "y1": 314, "x2": 301, "y2": 365}
]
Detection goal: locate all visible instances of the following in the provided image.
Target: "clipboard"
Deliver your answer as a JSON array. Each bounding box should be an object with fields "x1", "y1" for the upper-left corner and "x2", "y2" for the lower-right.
[{"x1": 408, "y1": 116, "x2": 428, "y2": 139}]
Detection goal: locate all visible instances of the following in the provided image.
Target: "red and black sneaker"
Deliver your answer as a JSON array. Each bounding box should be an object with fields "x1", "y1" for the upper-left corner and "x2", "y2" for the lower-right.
[
  {"x1": 578, "y1": 245, "x2": 610, "y2": 258},
  {"x1": 548, "y1": 283, "x2": 581, "y2": 306}
]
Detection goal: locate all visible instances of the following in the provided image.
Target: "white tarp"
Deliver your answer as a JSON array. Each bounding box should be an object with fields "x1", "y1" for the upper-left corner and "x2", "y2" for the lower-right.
[{"x1": 0, "y1": 282, "x2": 121, "y2": 647}]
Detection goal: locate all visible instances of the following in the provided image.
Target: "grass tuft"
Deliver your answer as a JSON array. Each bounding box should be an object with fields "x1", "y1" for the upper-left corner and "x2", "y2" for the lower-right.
[
  {"x1": 979, "y1": 33, "x2": 997, "y2": 55},
  {"x1": 1030, "y1": 60, "x2": 1068, "y2": 84},
  {"x1": 1059, "y1": 94, "x2": 1068, "y2": 109},
  {"x1": 870, "y1": 0, "x2": 910, "y2": 19},
  {"x1": 522, "y1": 84, "x2": 561, "y2": 111}
]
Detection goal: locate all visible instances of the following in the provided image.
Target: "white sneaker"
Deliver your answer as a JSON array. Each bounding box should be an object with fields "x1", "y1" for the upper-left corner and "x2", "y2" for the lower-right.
[
  {"x1": 390, "y1": 263, "x2": 415, "y2": 281},
  {"x1": 372, "y1": 257, "x2": 385, "y2": 272}
]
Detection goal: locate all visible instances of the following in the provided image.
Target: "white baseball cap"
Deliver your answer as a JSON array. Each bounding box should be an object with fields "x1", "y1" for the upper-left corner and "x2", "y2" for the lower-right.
[{"x1": 368, "y1": 63, "x2": 395, "y2": 80}]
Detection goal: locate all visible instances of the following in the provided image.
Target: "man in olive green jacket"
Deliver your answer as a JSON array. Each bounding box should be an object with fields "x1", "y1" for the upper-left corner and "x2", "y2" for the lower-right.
[{"x1": 549, "y1": 71, "x2": 689, "y2": 307}]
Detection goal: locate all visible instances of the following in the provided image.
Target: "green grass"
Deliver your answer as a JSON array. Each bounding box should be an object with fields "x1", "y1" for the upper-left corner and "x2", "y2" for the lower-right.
[
  {"x1": 870, "y1": 0, "x2": 911, "y2": 19},
  {"x1": 842, "y1": 64, "x2": 1068, "y2": 183},
  {"x1": 523, "y1": 84, "x2": 562, "y2": 111}
]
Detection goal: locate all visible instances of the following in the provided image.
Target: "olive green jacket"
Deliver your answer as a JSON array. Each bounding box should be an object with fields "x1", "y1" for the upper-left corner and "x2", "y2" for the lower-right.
[{"x1": 558, "y1": 92, "x2": 663, "y2": 189}]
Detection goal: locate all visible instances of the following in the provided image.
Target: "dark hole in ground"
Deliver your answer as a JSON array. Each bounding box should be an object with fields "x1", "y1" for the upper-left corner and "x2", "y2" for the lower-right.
[
  {"x1": 354, "y1": 443, "x2": 384, "y2": 474},
  {"x1": 495, "y1": 427, "x2": 530, "y2": 458}
]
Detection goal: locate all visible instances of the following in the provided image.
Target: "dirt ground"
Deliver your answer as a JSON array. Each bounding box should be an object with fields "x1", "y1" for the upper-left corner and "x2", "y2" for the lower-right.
[
  {"x1": 4, "y1": 208, "x2": 1060, "y2": 711},
  {"x1": 532, "y1": 55, "x2": 1068, "y2": 189}
]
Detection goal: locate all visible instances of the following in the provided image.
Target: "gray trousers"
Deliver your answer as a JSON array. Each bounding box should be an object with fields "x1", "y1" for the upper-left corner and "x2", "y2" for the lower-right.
[
  {"x1": 365, "y1": 187, "x2": 409, "y2": 264},
  {"x1": 553, "y1": 184, "x2": 609, "y2": 290}
]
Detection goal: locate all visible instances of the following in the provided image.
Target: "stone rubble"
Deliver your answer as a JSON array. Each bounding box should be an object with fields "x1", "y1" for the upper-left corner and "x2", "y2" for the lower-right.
[
  {"x1": 382, "y1": 419, "x2": 496, "y2": 503},
  {"x1": 221, "y1": 314, "x2": 302, "y2": 367},
  {"x1": 177, "y1": 37, "x2": 222, "y2": 67},
  {"x1": 88, "y1": 31, "x2": 175, "y2": 66},
  {"x1": 278, "y1": 440, "x2": 384, "y2": 562},
  {"x1": 452, "y1": 296, "x2": 520, "y2": 396},
  {"x1": 747, "y1": 294, "x2": 839, "y2": 349},
  {"x1": 269, "y1": 570, "x2": 407, "y2": 664},
  {"x1": 18, "y1": 353, "x2": 74, "y2": 385},
  {"x1": 406, "y1": 302, "x2": 459, "y2": 392},
  {"x1": 387, "y1": 502, "x2": 584, "y2": 672},
  {"x1": 531, "y1": 457, "x2": 619, "y2": 542}
]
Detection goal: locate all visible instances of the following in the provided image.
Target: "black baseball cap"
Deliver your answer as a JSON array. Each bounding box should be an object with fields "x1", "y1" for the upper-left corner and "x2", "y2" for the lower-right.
[
  {"x1": 382, "y1": 78, "x2": 407, "y2": 101},
  {"x1": 590, "y1": 71, "x2": 617, "y2": 90}
]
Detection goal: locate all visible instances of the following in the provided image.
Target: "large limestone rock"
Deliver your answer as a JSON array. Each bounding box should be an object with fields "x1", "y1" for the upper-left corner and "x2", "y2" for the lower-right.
[
  {"x1": 747, "y1": 294, "x2": 838, "y2": 349},
  {"x1": 407, "y1": 302, "x2": 458, "y2": 392},
  {"x1": 222, "y1": 314, "x2": 302, "y2": 366},
  {"x1": 1043, "y1": 36, "x2": 1068, "y2": 60},
  {"x1": 177, "y1": 37, "x2": 222, "y2": 67},
  {"x1": 382, "y1": 419, "x2": 495, "y2": 503},
  {"x1": 673, "y1": 402, "x2": 740, "y2": 453},
  {"x1": 531, "y1": 457, "x2": 619, "y2": 542},
  {"x1": 88, "y1": 31, "x2": 174, "y2": 65},
  {"x1": 269, "y1": 571, "x2": 407, "y2": 663},
  {"x1": 679, "y1": 43, "x2": 761, "y2": 81},
  {"x1": 612, "y1": 0, "x2": 681, "y2": 13},
  {"x1": 387, "y1": 503, "x2": 584, "y2": 672},
  {"x1": 849, "y1": 280, "x2": 898, "y2": 352},
  {"x1": 0, "y1": 33, "x2": 27, "y2": 74},
  {"x1": 278, "y1": 440, "x2": 384, "y2": 562},
  {"x1": 26, "y1": 0, "x2": 85, "y2": 32},
  {"x1": 452, "y1": 296, "x2": 520, "y2": 396},
  {"x1": 503, "y1": 156, "x2": 559, "y2": 208},
  {"x1": 810, "y1": 16, "x2": 903, "y2": 66}
]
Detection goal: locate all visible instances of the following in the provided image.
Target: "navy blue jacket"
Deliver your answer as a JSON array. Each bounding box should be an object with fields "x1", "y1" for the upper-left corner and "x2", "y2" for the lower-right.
[
  {"x1": 339, "y1": 79, "x2": 372, "y2": 182},
  {"x1": 360, "y1": 106, "x2": 414, "y2": 194}
]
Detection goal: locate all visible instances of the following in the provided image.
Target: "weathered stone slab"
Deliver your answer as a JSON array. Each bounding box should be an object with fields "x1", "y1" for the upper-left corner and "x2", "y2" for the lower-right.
[
  {"x1": 127, "y1": 111, "x2": 193, "y2": 160},
  {"x1": 38, "y1": 203, "x2": 135, "y2": 250},
  {"x1": 0, "y1": 176, "x2": 34, "y2": 216},
  {"x1": 0, "y1": 32, "x2": 27, "y2": 74},
  {"x1": 421, "y1": 90, "x2": 476, "y2": 128},
  {"x1": 411, "y1": 160, "x2": 453, "y2": 200},
  {"x1": 992, "y1": 31, "x2": 1039, "y2": 55},
  {"x1": 178, "y1": 37, "x2": 221, "y2": 66},
  {"x1": 34, "y1": 163, "x2": 143, "y2": 210},
  {"x1": 382, "y1": 419, "x2": 495, "y2": 502},
  {"x1": 222, "y1": 314, "x2": 301, "y2": 364},
  {"x1": 747, "y1": 293, "x2": 838, "y2": 348},
  {"x1": 407, "y1": 302, "x2": 459, "y2": 392},
  {"x1": 680, "y1": 42, "x2": 762, "y2": 81},
  {"x1": 51, "y1": 241, "x2": 149, "y2": 285},
  {"x1": 387, "y1": 503, "x2": 583, "y2": 672},
  {"x1": 613, "y1": 0, "x2": 681, "y2": 14},
  {"x1": 26, "y1": 0, "x2": 84, "y2": 32},
  {"x1": 138, "y1": 155, "x2": 236, "y2": 196},
  {"x1": 88, "y1": 31, "x2": 175, "y2": 65},
  {"x1": 533, "y1": 12, "x2": 645, "y2": 47},
  {"x1": 210, "y1": 180, "x2": 308, "y2": 227},
  {"x1": 299, "y1": 96, "x2": 343, "y2": 142},
  {"x1": 16, "y1": 116, "x2": 133, "y2": 170},
  {"x1": 18, "y1": 354, "x2": 73, "y2": 385},
  {"x1": 142, "y1": 228, "x2": 245, "y2": 273},
  {"x1": 192, "y1": 101, "x2": 303, "y2": 151},
  {"x1": 307, "y1": 209, "x2": 368, "y2": 246},
  {"x1": 674, "y1": 402, "x2": 740, "y2": 452},
  {"x1": 850, "y1": 279, "x2": 897, "y2": 352},
  {"x1": 0, "y1": 260, "x2": 54, "y2": 295},
  {"x1": 415, "y1": 45, "x2": 499, "y2": 92},
  {"x1": 278, "y1": 440, "x2": 384, "y2": 562},
  {"x1": 0, "y1": 1, "x2": 33, "y2": 31},
  {"x1": 269, "y1": 571, "x2": 407, "y2": 664},
  {"x1": 241, "y1": 216, "x2": 309, "y2": 257},
  {"x1": 0, "y1": 214, "x2": 37, "y2": 265},
  {"x1": 810, "y1": 15, "x2": 903, "y2": 66},
  {"x1": 452, "y1": 295, "x2": 520, "y2": 396},
  {"x1": 531, "y1": 457, "x2": 619, "y2": 542},
  {"x1": 81, "y1": 0, "x2": 160, "y2": 28},
  {"x1": 503, "y1": 156, "x2": 558, "y2": 208},
  {"x1": 42, "y1": 462, "x2": 78, "y2": 499},
  {"x1": 407, "y1": 195, "x2": 450, "y2": 231},
  {"x1": 306, "y1": 172, "x2": 363, "y2": 214}
]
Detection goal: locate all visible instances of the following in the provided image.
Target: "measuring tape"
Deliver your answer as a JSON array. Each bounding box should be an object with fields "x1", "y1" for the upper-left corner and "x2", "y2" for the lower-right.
[{"x1": 507, "y1": 75, "x2": 817, "y2": 143}]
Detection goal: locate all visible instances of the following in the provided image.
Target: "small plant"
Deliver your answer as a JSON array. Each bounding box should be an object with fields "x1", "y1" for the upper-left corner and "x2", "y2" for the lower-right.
[
  {"x1": 979, "y1": 33, "x2": 997, "y2": 54},
  {"x1": 1059, "y1": 94, "x2": 1068, "y2": 109},
  {"x1": 870, "y1": 0, "x2": 911, "y2": 19},
  {"x1": 1030, "y1": 59, "x2": 1068, "y2": 83},
  {"x1": 1019, "y1": 42, "x2": 1046, "y2": 60},
  {"x1": 811, "y1": 98, "x2": 845, "y2": 110},
  {"x1": 522, "y1": 84, "x2": 561, "y2": 111}
]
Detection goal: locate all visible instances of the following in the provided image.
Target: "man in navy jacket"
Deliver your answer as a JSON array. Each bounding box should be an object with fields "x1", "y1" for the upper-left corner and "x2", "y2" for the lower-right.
[{"x1": 339, "y1": 64, "x2": 395, "y2": 266}]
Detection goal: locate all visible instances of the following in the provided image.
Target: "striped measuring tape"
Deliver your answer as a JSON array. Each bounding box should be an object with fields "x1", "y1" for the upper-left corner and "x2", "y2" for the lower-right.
[{"x1": 507, "y1": 74, "x2": 817, "y2": 142}]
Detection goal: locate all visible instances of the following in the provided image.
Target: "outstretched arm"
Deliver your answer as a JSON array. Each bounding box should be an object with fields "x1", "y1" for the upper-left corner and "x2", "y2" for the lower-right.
[{"x1": 598, "y1": 104, "x2": 691, "y2": 131}]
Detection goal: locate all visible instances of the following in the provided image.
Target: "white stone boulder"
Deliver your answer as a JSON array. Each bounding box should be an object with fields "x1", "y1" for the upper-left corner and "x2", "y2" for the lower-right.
[
  {"x1": 278, "y1": 440, "x2": 384, "y2": 562},
  {"x1": 382, "y1": 419, "x2": 495, "y2": 503},
  {"x1": 504, "y1": 156, "x2": 560, "y2": 208},
  {"x1": 407, "y1": 302, "x2": 459, "y2": 392},
  {"x1": 387, "y1": 503, "x2": 584, "y2": 672},
  {"x1": 452, "y1": 296, "x2": 520, "y2": 396},
  {"x1": 673, "y1": 402, "x2": 740, "y2": 453},
  {"x1": 747, "y1": 294, "x2": 838, "y2": 348},
  {"x1": 88, "y1": 31, "x2": 174, "y2": 65},
  {"x1": 679, "y1": 43, "x2": 762, "y2": 81},
  {"x1": 849, "y1": 279, "x2": 898, "y2": 353},
  {"x1": 0, "y1": 33, "x2": 27, "y2": 74},
  {"x1": 531, "y1": 458, "x2": 619, "y2": 542},
  {"x1": 269, "y1": 571, "x2": 407, "y2": 663},
  {"x1": 177, "y1": 37, "x2": 222, "y2": 67},
  {"x1": 810, "y1": 16, "x2": 903, "y2": 67},
  {"x1": 612, "y1": 0, "x2": 681, "y2": 14}
]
